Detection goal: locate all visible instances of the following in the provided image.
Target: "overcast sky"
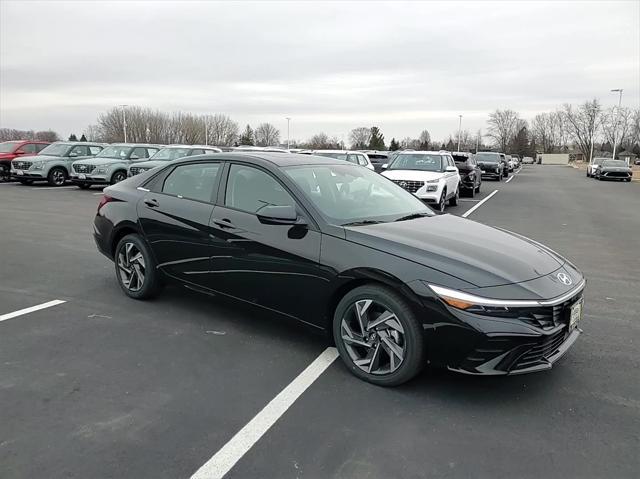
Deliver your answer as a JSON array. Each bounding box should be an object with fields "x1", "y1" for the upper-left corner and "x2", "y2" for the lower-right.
[{"x1": 1, "y1": 0, "x2": 638, "y2": 143}]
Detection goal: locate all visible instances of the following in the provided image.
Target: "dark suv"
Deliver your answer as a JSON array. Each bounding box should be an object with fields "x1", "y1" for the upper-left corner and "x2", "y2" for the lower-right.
[
  {"x1": 451, "y1": 152, "x2": 482, "y2": 196},
  {"x1": 475, "y1": 152, "x2": 504, "y2": 181}
]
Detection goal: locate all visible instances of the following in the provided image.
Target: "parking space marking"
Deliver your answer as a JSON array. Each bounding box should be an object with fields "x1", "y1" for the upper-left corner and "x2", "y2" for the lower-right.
[
  {"x1": 29, "y1": 186, "x2": 78, "y2": 190},
  {"x1": 190, "y1": 347, "x2": 339, "y2": 479},
  {"x1": 0, "y1": 299, "x2": 66, "y2": 323},
  {"x1": 505, "y1": 175, "x2": 515, "y2": 183},
  {"x1": 461, "y1": 189, "x2": 498, "y2": 218},
  {"x1": 92, "y1": 192, "x2": 104, "y2": 195}
]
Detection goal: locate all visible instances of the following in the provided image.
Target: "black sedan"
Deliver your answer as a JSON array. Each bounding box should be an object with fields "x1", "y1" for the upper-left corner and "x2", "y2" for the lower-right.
[
  {"x1": 595, "y1": 159, "x2": 633, "y2": 182},
  {"x1": 94, "y1": 153, "x2": 586, "y2": 386},
  {"x1": 452, "y1": 152, "x2": 482, "y2": 197}
]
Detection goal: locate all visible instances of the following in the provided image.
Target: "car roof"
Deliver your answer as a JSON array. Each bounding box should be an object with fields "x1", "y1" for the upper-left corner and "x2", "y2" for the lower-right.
[
  {"x1": 49, "y1": 141, "x2": 107, "y2": 146},
  {"x1": 397, "y1": 150, "x2": 449, "y2": 155},
  {"x1": 1, "y1": 139, "x2": 50, "y2": 144},
  {"x1": 106, "y1": 143, "x2": 164, "y2": 148},
  {"x1": 174, "y1": 151, "x2": 339, "y2": 168}
]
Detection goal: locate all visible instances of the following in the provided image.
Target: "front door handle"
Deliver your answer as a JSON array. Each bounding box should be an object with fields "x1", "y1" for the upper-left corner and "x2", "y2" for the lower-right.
[
  {"x1": 144, "y1": 198, "x2": 159, "y2": 208},
  {"x1": 214, "y1": 218, "x2": 234, "y2": 229}
]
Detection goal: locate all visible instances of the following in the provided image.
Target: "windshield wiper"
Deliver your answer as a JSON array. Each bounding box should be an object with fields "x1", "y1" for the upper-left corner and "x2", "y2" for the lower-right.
[
  {"x1": 394, "y1": 212, "x2": 430, "y2": 222},
  {"x1": 341, "y1": 220, "x2": 384, "y2": 227}
]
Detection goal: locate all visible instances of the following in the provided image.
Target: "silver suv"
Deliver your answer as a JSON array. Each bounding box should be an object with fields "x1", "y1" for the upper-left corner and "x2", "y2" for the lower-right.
[
  {"x1": 11, "y1": 141, "x2": 105, "y2": 186},
  {"x1": 128, "y1": 145, "x2": 221, "y2": 177},
  {"x1": 71, "y1": 143, "x2": 162, "y2": 188}
]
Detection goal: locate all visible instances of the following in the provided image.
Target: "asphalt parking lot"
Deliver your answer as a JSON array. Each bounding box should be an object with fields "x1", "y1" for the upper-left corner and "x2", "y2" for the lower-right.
[{"x1": 1, "y1": 166, "x2": 639, "y2": 479}]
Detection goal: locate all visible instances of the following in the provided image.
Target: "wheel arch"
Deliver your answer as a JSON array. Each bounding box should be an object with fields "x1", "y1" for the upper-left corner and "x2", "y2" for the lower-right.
[
  {"x1": 111, "y1": 168, "x2": 128, "y2": 183},
  {"x1": 110, "y1": 221, "x2": 142, "y2": 257}
]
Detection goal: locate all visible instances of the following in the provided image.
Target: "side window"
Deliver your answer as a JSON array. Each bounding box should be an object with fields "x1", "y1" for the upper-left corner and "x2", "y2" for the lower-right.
[
  {"x1": 20, "y1": 144, "x2": 37, "y2": 153},
  {"x1": 69, "y1": 145, "x2": 89, "y2": 157},
  {"x1": 162, "y1": 163, "x2": 221, "y2": 203},
  {"x1": 35, "y1": 144, "x2": 48, "y2": 153},
  {"x1": 357, "y1": 155, "x2": 368, "y2": 166},
  {"x1": 347, "y1": 154, "x2": 360, "y2": 165},
  {"x1": 225, "y1": 164, "x2": 295, "y2": 214},
  {"x1": 189, "y1": 149, "x2": 206, "y2": 156},
  {"x1": 146, "y1": 148, "x2": 159, "y2": 157},
  {"x1": 89, "y1": 146, "x2": 103, "y2": 155},
  {"x1": 130, "y1": 147, "x2": 148, "y2": 160}
]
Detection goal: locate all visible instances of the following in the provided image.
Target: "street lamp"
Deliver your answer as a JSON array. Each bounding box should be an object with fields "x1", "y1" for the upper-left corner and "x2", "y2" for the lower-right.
[
  {"x1": 457, "y1": 115, "x2": 463, "y2": 152},
  {"x1": 611, "y1": 89, "x2": 623, "y2": 160},
  {"x1": 120, "y1": 104, "x2": 128, "y2": 143},
  {"x1": 286, "y1": 117, "x2": 291, "y2": 149},
  {"x1": 204, "y1": 116, "x2": 208, "y2": 146}
]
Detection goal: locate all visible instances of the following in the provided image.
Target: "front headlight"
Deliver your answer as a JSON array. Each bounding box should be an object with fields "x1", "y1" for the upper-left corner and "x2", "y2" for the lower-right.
[
  {"x1": 32, "y1": 161, "x2": 46, "y2": 169},
  {"x1": 429, "y1": 284, "x2": 545, "y2": 311},
  {"x1": 93, "y1": 165, "x2": 108, "y2": 174},
  {"x1": 426, "y1": 179, "x2": 440, "y2": 184}
]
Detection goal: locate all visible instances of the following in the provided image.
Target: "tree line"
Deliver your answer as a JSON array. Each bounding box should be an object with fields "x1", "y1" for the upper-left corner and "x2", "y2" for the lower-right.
[{"x1": 0, "y1": 129, "x2": 59, "y2": 142}]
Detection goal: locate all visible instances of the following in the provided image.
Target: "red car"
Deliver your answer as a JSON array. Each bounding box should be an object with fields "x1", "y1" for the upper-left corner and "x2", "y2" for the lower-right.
[{"x1": 0, "y1": 140, "x2": 51, "y2": 181}]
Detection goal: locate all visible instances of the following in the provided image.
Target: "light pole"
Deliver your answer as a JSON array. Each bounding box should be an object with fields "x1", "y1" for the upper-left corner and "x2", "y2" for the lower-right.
[
  {"x1": 589, "y1": 105, "x2": 597, "y2": 163},
  {"x1": 204, "y1": 117, "x2": 208, "y2": 145},
  {"x1": 457, "y1": 115, "x2": 463, "y2": 152},
  {"x1": 120, "y1": 104, "x2": 128, "y2": 143},
  {"x1": 286, "y1": 117, "x2": 291, "y2": 149},
  {"x1": 611, "y1": 89, "x2": 623, "y2": 160}
]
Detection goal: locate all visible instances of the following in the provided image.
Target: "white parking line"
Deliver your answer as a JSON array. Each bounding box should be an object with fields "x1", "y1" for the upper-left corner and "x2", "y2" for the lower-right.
[
  {"x1": 190, "y1": 347, "x2": 339, "y2": 479},
  {"x1": 462, "y1": 189, "x2": 498, "y2": 218},
  {"x1": 92, "y1": 192, "x2": 104, "y2": 195},
  {"x1": 0, "y1": 299, "x2": 66, "y2": 322},
  {"x1": 30, "y1": 186, "x2": 78, "y2": 190},
  {"x1": 505, "y1": 175, "x2": 515, "y2": 183}
]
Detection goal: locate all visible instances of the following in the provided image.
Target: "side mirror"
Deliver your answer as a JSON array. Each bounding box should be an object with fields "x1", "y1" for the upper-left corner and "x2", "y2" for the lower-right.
[
  {"x1": 381, "y1": 163, "x2": 388, "y2": 170},
  {"x1": 445, "y1": 166, "x2": 457, "y2": 172},
  {"x1": 257, "y1": 205, "x2": 303, "y2": 225}
]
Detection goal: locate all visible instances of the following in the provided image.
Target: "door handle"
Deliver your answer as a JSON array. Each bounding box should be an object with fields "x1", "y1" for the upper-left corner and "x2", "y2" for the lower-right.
[
  {"x1": 144, "y1": 198, "x2": 159, "y2": 208},
  {"x1": 214, "y1": 218, "x2": 234, "y2": 229}
]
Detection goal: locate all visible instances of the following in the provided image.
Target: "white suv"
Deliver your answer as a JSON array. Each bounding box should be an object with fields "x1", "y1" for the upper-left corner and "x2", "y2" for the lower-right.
[
  {"x1": 381, "y1": 151, "x2": 460, "y2": 213},
  {"x1": 312, "y1": 150, "x2": 375, "y2": 170}
]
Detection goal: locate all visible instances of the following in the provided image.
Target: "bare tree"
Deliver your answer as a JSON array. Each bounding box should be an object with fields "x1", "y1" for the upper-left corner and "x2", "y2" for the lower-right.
[
  {"x1": 254, "y1": 123, "x2": 280, "y2": 146},
  {"x1": 601, "y1": 106, "x2": 634, "y2": 152},
  {"x1": 205, "y1": 114, "x2": 238, "y2": 146},
  {"x1": 306, "y1": 132, "x2": 343, "y2": 149},
  {"x1": 400, "y1": 137, "x2": 421, "y2": 149},
  {"x1": 562, "y1": 99, "x2": 603, "y2": 161},
  {"x1": 349, "y1": 127, "x2": 371, "y2": 149},
  {"x1": 487, "y1": 109, "x2": 520, "y2": 152},
  {"x1": 34, "y1": 130, "x2": 59, "y2": 142},
  {"x1": 418, "y1": 129, "x2": 431, "y2": 149}
]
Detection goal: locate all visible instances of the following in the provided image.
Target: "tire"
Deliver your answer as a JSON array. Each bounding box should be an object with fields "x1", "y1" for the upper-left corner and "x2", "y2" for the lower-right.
[
  {"x1": 467, "y1": 185, "x2": 475, "y2": 198},
  {"x1": 332, "y1": 284, "x2": 426, "y2": 387},
  {"x1": 475, "y1": 180, "x2": 481, "y2": 193},
  {"x1": 18, "y1": 179, "x2": 33, "y2": 185},
  {"x1": 77, "y1": 184, "x2": 91, "y2": 190},
  {"x1": 0, "y1": 164, "x2": 9, "y2": 182},
  {"x1": 111, "y1": 170, "x2": 127, "y2": 185},
  {"x1": 586, "y1": 171, "x2": 590, "y2": 177},
  {"x1": 597, "y1": 175, "x2": 603, "y2": 181},
  {"x1": 437, "y1": 189, "x2": 446, "y2": 213},
  {"x1": 449, "y1": 186, "x2": 459, "y2": 206},
  {"x1": 497, "y1": 173, "x2": 502, "y2": 182},
  {"x1": 47, "y1": 167, "x2": 67, "y2": 186},
  {"x1": 114, "y1": 234, "x2": 162, "y2": 300}
]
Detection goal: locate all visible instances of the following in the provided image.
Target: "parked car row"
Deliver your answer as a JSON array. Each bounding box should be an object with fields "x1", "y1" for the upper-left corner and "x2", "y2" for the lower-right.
[{"x1": 586, "y1": 157, "x2": 633, "y2": 182}]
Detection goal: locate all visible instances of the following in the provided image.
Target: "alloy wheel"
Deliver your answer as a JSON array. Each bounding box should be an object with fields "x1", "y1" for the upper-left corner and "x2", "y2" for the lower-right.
[
  {"x1": 0, "y1": 164, "x2": 8, "y2": 182},
  {"x1": 340, "y1": 299, "x2": 406, "y2": 375},
  {"x1": 52, "y1": 169, "x2": 65, "y2": 185},
  {"x1": 117, "y1": 242, "x2": 146, "y2": 292},
  {"x1": 439, "y1": 191, "x2": 446, "y2": 212},
  {"x1": 113, "y1": 172, "x2": 126, "y2": 184}
]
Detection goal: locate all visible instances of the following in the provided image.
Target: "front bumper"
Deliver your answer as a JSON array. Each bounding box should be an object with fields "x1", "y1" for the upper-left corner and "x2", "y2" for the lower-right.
[
  {"x1": 10, "y1": 169, "x2": 45, "y2": 179},
  {"x1": 480, "y1": 169, "x2": 501, "y2": 179},
  {"x1": 71, "y1": 174, "x2": 109, "y2": 185},
  {"x1": 407, "y1": 280, "x2": 585, "y2": 376}
]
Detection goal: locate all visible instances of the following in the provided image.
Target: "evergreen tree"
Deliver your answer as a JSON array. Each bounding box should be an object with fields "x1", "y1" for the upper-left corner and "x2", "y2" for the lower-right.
[
  {"x1": 238, "y1": 125, "x2": 254, "y2": 146},
  {"x1": 368, "y1": 126, "x2": 385, "y2": 150},
  {"x1": 68, "y1": 134, "x2": 78, "y2": 141},
  {"x1": 389, "y1": 138, "x2": 400, "y2": 151},
  {"x1": 445, "y1": 139, "x2": 455, "y2": 151},
  {"x1": 79, "y1": 134, "x2": 87, "y2": 142}
]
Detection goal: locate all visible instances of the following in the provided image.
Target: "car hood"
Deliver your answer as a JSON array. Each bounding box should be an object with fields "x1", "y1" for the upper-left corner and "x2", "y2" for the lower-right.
[
  {"x1": 75, "y1": 158, "x2": 125, "y2": 166},
  {"x1": 382, "y1": 170, "x2": 446, "y2": 181},
  {"x1": 344, "y1": 215, "x2": 565, "y2": 288},
  {"x1": 601, "y1": 166, "x2": 631, "y2": 172},
  {"x1": 0, "y1": 153, "x2": 18, "y2": 159},
  {"x1": 130, "y1": 160, "x2": 167, "y2": 169},
  {"x1": 12, "y1": 154, "x2": 60, "y2": 162},
  {"x1": 477, "y1": 161, "x2": 500, "y2": 167}
]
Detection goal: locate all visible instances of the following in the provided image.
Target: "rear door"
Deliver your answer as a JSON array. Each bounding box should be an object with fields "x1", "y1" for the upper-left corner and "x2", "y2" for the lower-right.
[
  {"x1": 207, "y1": 162, "x2": 324, "y2": 321},
  {"x1": 138, "y1": 161, "x2": 222, "y2": 284}
]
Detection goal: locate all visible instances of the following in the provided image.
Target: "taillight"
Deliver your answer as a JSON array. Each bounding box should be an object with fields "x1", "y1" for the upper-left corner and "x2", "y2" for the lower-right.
[{"x1": 97, "y1": 194, "x2": 114, "y2": 213}]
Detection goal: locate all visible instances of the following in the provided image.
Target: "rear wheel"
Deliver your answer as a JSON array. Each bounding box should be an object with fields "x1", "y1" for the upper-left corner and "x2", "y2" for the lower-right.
[
  {"x1": 333, "y1": 285, "x2": 425, "y2": 386},
  {"x1": 47, "y1": 167, "x2": 67, "y2": 186},
  {"x1": 114, "y1": 234, "x2": 162, "y2": 300}
]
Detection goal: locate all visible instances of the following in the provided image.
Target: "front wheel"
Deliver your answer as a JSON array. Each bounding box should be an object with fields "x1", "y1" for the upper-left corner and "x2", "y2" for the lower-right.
[
  {"x1": 437, "y1": 189, "x2": 446, "y2": 213},
  {"x1": 333, "y1": 285, "x2": 426, "y2": 386},
  {"x1": 47, "y1": 167, "x2": 67, "y2": 186},
  {"x1": 0, "y1": 164, "x2": 9, "y2": 182},
  {"x1": 449, "y1": 187, "x2": 459, "y2": 206},
  {"x1": 111, "y1": 170, "x2": 127, "y2": 184},
  {"x1": 77, "y1": 184, "x2": 90, "y2": 190},
  {"x1": 475, "y1": 180, "x2": 481, "y2": 193},
  {"x1": 114, "y1": 234, "x2": 162, "y2": 299},
  {"x1": 18, "y1": 179, "x2": 33, "y2": 185}
]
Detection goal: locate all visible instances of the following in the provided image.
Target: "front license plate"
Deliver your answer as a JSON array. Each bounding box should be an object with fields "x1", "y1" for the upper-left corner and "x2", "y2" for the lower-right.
[
  {"x1": 480, "y1": 170, "x2": 486, "y2": 173},
  {"x1": 16, "y1": 170, "x2": 23, "y2": 175},
  {"x1": 78, "y1": 174, "x2": 86, "y2": 180},
  {"x1": 569, "y1": 300, "x2": 583, "y2": 330}
]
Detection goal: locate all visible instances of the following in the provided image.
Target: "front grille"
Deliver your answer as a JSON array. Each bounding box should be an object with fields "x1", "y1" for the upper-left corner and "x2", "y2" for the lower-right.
[
  {"x1": 129, "y1": 167, "x2": 148, "y2": 176},
  {"x1": 512, "y1": 328, "x2": 567, "y2": 370},
  {"x1": 390, "y1": 179, "x2": 425, "y2": 193},
  {"x1": 603, "y1": 172, "x2": 630, "y2": 178},
  {"x1": 73, "y1": 164, "x2": 96, "y2": 174},
  {"x1": 13, "y1": 161, "x2": 32, "y2": 170}
]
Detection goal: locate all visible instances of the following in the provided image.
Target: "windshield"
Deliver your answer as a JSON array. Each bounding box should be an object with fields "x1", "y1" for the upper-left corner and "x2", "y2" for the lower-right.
[
  {"x1": 452, "y1": 155, "x2": 469, "y2": 163},
  {"x1": 388, "y1": 154, "x2": 443, "y2": 171},
  {"x1": 476, "y1": 153, "x2": 500, "y2": 163},
  {"x1": 38, "y1": 143, "x2": 72, "y2": 157},
  {"x1": 0, "y1": 141, "x2": 21, "y2": 153},
  {"x1": 283, "y1": 163, "x2": 432, "y2": 225},
  {"x1": 603, "y1": 160, "x2": 627, "y2": 167},
  {"x1": 96, "y1": 145, "x2": 133, "y2": 159},
  {"x1": 150, "y1": 147, "x2": 192, "y2": 161},
  {"x1": 315, "y1": 152, "x2": 348, "y2": 160}
]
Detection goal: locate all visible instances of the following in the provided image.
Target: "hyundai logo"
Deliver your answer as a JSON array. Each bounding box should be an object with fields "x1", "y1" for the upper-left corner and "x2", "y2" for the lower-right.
[
  {"x1": 557, "y1": 272, "x2": 572, "y2": 285},
  {"x1": 399, "y1": 181, "x2": 408, "y2": 188}
]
